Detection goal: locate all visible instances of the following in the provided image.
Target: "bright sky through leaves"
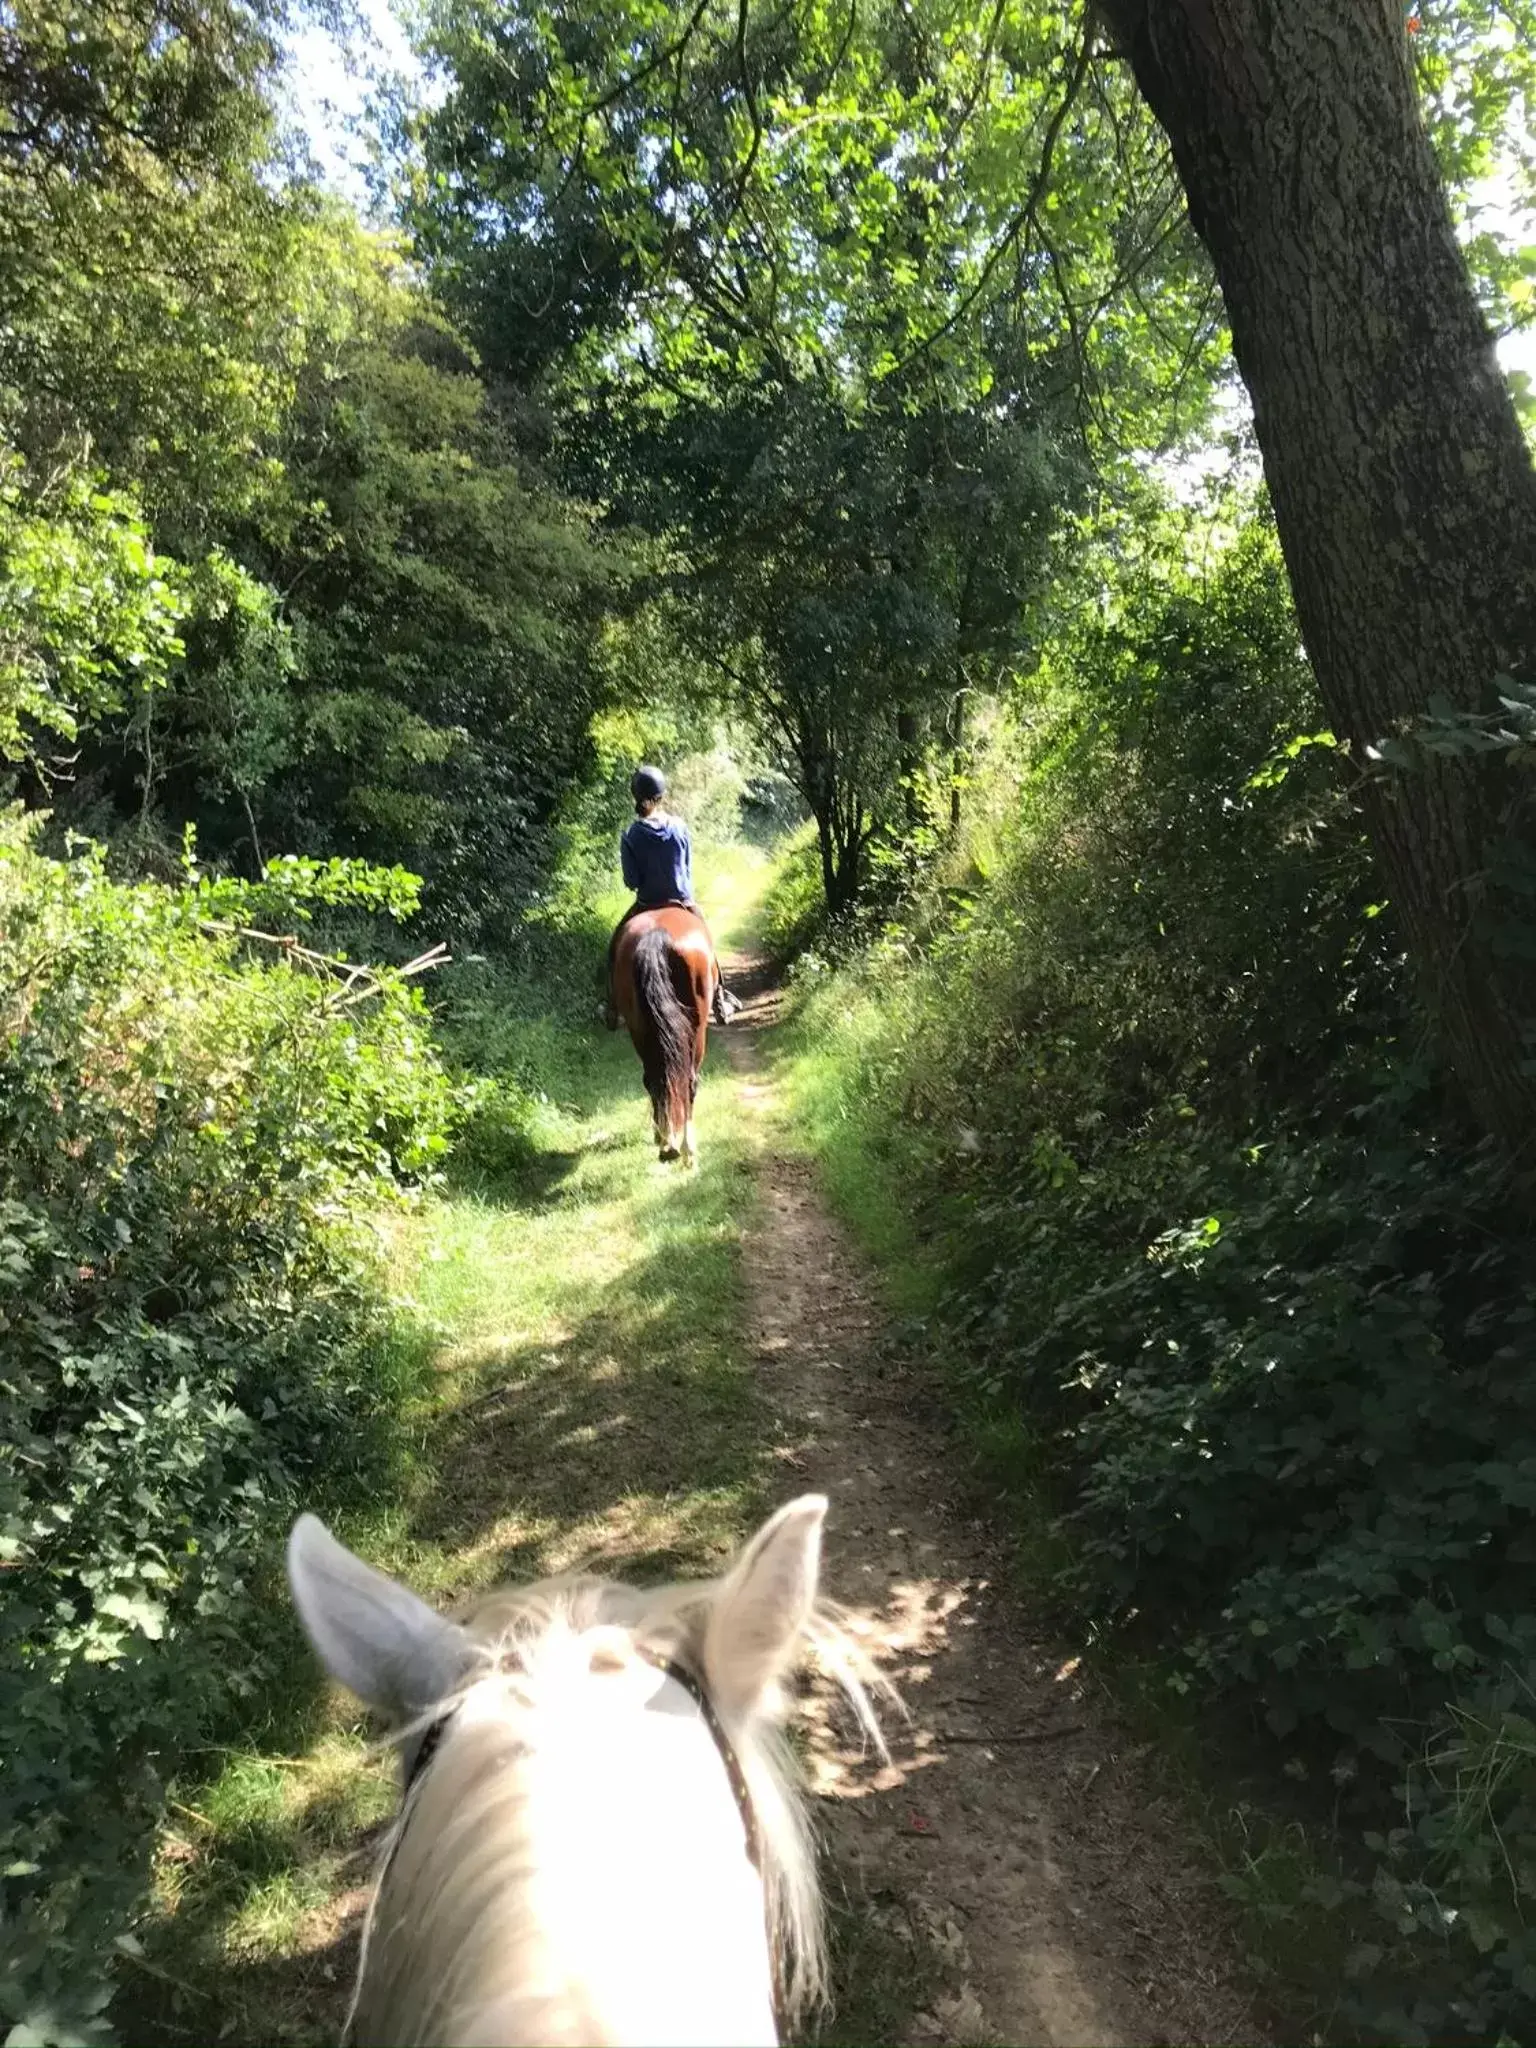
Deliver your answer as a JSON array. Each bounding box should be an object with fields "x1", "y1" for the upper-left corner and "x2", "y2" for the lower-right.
[
  {"x1": 281, "y1": 6, "x2": 1533, "y2": 387},
  {"x1": 280, "y1": 0, "x2": 416, "y2": 207}
]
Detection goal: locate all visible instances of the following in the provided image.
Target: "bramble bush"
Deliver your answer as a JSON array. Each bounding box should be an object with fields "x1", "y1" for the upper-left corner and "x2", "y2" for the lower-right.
[
  {"x1": 781, "y1": 499, "x2": 1536, "y2": 2041},
  {"x1": 0, "y1": 812, "x2": 454, "y2": 2044}
]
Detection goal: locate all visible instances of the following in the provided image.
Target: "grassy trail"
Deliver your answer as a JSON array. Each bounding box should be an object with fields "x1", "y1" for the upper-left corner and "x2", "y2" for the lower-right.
[{"x1": 128, "y1": 845, "x2": 792, "y2": 2044}]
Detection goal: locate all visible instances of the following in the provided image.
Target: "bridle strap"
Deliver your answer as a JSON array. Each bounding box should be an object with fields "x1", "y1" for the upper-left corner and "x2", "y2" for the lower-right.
[
  {"x1": 633, "y1": 1644, "x2": 762, "y2": 1875},
  {"x1": 634, "y1": 1647, "x2": 782, "y2": 2042}
]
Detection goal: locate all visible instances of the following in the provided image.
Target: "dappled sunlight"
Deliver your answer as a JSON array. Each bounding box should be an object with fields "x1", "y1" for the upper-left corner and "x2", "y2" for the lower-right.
[
  {"x1": 434, "y1": 1329, "x2": 574, "y2": 1378},
  {"x1": 396, "y1": 1035, "x2": 773, "y2": 1606},
  {"x1": 124, "y1": 957, "x2": 784, "y2": 2043},
  {"x1": 799, "y1": 1575, "x2": 979, "y2": 1801},
  {"x1": 449, "y1": 1509, "x2": 565, "y2": 1585},
  {"x1": 22, "y1": 0, "x2": 1529, "y2": 2027},
  {"x1": 134, "y1": 1722, "x2": 393, "y2": 2044},
  {"x1": 539, "y1": 1489, "x2": 750, "y2": 1577},
  {"x1": 440, "y1": 1485, "x2": 752, "y2": 1594}
]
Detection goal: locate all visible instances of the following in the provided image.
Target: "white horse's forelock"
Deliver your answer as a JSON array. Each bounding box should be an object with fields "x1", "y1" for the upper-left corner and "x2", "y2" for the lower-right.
[{"x1": 341, "y1": 1561, "x2": 888, "y2": 2048}]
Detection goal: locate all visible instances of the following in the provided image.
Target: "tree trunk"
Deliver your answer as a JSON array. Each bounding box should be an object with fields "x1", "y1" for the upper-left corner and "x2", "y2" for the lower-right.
[
  {"x1": 1096, "y1": 0, "x2": 1536, "y2": 1144},
  {"x1": 896, "y1": 703, "x2": 923, "y2": 832},
  {"x1": 828, "y1": 842, "x2": 861, "y2": 914},
  {"x1": 811, "y1": 789, "x2": 862, "y2": 914},
  {"x1": 827, "y1": 799, "x2": 864, "y2": 914},
  {"x1": 947, "y1": 687, "x2": 966, "y2": 833}
]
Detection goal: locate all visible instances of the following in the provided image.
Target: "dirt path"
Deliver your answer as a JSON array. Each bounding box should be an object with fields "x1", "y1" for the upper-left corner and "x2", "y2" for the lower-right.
[{"x1": 722, "y1": 953, "x2": 1263, "y2": 2048}]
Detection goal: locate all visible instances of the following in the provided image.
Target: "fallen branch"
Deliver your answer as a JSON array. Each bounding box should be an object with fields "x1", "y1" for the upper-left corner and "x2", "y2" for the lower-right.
[
  {"x1": 329, "y1": 943, "x2": 452, "y2": 1010},
  {"x1": 198, "y1": 922, "x2": 450, "y2": 1008}
]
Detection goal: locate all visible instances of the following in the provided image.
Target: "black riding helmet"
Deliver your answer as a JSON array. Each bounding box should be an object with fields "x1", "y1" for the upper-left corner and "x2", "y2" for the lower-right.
[{"x1": 630, "y1": 764, "x2": 667, "y2": 808}]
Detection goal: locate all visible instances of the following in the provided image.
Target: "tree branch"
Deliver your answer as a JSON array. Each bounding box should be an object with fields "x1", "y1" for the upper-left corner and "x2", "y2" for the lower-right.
[
  {"x1": 887, "y1": 25, "x2": 1097, "y2": 379},
  {"x1": 198, "y1": 925, "x2": 451, "y2": 1010},
  {"x1": 581, "y1": 0, "x2": 712, "y2": 120}
]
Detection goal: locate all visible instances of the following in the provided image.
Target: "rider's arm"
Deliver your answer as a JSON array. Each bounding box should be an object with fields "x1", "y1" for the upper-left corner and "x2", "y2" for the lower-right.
[
  {"x1": 620, "y1": 823, "x2": 640, "y2": 893},
  {"x1": 675, "y1": 819, "x2": 693, "y2": 898}
]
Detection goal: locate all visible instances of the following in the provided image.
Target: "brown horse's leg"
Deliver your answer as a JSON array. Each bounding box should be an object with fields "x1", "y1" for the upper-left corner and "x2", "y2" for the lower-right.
[
  {"x1": 686, "y1": 906, "x2": 734, "y2": 1021},
  {"x1": 605, "y1": 903, "x2": 643, "y2": 1029},
  {"x1": 681, "y1": 968, "x2": 711, "y2": 1167}
]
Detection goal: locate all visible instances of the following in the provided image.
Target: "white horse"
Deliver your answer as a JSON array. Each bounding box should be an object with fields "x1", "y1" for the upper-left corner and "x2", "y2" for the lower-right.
[{"x1": 287, "y1": 1495, "x2": 880, "y2": 2047}]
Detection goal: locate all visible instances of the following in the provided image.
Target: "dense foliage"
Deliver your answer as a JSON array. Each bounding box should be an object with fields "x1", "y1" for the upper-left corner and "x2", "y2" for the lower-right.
[
  {"x1": 394, "y1": 0, "x2": 1536, "y2": 961},
  {"x1": 588, "y1": 370, "x2": 1079, "y2": 905},
  {"x1": 0, "y1": 815, "x2": 454, "y2": 2042},
  {"x1": 397, "y1": 0, "x2": 1170, "y2": 887},
  {"x1": 154, "y1": 226, "x2": 617, "y2": 942},
  {"x1": 0, "y1": 15, "x2": 698, "y2": 2028},
  {"x1": 0, "y1": 0, "x2": 621, "y2": 939},
  {"x1": 781, "y1": 494, "x2": 1536, "y2": 2041}
]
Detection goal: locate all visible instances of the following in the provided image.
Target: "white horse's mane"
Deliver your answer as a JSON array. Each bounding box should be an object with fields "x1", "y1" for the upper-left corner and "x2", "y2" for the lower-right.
[{"x1": 339, "y1": 1550, "x2": 887, "y2": 2046}]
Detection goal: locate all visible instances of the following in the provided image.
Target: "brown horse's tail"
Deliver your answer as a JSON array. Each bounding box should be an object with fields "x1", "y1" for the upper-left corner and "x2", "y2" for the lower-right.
[{"x1": 630, "y1": 925, "x2": 693, "y2": 1138}]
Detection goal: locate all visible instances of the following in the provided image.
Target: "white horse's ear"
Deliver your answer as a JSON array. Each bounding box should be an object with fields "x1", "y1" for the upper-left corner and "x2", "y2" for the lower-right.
[
  {"x1": 704, "y1": 1494, "x2": 827, "y2": 1722},
  {"x1": 287, "y1": 1514, "x2": 471, "y2": 1720}
]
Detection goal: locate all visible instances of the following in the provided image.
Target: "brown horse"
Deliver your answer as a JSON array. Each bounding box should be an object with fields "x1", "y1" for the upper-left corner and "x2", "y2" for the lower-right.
[{"x1": 612, "y1": 906, "x2": 717, "y2": 1166}]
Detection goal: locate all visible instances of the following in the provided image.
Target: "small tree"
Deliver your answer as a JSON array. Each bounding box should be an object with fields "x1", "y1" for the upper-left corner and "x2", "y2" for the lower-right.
[{"x1": 633, "y1": 372, "x2": 1073, "y2": 909}]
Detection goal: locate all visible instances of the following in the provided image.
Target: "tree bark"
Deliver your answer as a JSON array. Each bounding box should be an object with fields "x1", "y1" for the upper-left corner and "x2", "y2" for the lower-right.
[
  {"x1": 1095, "y1": 0, "x2": 1536, "y2": 1145},
  {"x1": 806, "y1": 767, "x2": 860, "y2": 914},
  {"x1": 896, "y1": 703, "x2": 923, "y2": 831},
  {"x1": 947, "y1": 686, "x2": 966, "y2": 832},
  {"x1": 816, "y1": 802, "x2": 841, "y2": 908}
]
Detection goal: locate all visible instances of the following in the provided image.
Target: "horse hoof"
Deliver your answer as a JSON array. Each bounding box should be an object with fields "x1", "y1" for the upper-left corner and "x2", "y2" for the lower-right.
[{"x1": 659, "y1": 1145, "x2": 679, "y2": 1162}]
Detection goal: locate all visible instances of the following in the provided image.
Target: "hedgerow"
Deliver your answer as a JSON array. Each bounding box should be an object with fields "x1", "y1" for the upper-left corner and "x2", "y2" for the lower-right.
[
  {"x1": 0, "y1": 813, "x2": 454, "y2": 2044},
  {"x1": 780, "y1": 500, "x2": 1536, "y2": 2043}
]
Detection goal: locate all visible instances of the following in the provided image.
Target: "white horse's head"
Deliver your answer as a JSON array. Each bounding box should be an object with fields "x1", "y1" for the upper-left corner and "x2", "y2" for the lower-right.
[{"x1": 287, "y1": 1497, "x2": 880, "y2": 2047}]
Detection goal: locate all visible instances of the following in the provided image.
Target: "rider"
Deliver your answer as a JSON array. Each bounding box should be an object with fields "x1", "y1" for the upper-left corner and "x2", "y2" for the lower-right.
[{"x1": 604, "y1": 765, "x2": 738, "y2": 1030}]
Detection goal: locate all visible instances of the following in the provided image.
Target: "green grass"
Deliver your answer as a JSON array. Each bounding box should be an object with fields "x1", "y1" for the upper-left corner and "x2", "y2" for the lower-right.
[
  {"x1": 766, "y1": 962, "x2": 939, "y2": 1310},
  {"x1": 123, "y1": 838, "x2": 800, "y2": 2045},
  {"x1": 818, "y1": 1887, "x2": 973, "y2": 2048},
  {"x1": 756, "y1": 820, "x2": 825, "y2": 964}
]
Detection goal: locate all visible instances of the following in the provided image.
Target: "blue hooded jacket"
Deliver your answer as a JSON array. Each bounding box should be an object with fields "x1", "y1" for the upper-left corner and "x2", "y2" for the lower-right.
[{"x1": 621, "y1": 811, "x2": 694, "y2": 906}]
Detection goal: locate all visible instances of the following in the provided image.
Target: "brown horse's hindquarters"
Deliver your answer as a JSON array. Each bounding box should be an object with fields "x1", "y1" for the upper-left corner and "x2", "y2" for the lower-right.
[
  {"x1": 613, "y1": 909, "x2": 714, "y2": 1023},
  {"x1": 609, "y1": 901, "x2": 721, "y2": 1002}
]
